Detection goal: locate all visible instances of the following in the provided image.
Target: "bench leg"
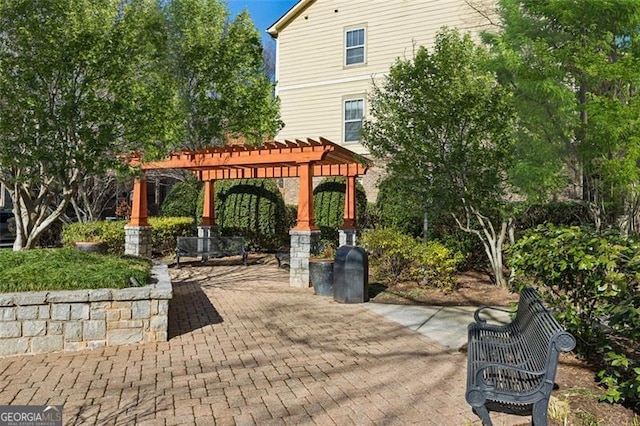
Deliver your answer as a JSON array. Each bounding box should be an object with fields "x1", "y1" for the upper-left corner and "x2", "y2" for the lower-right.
[
  {"x1": 472, "y1": 405, "x2": 493, "y2": 426},
  {"x1": 532, "y1": 398, "x2": 549, "y2": 426},
  {"x1": 243, "y1": 253, "x2": 248, "y2": 266}
]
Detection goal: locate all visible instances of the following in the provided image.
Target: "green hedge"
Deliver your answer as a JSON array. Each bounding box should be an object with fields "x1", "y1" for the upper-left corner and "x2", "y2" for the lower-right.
[
  {"x1": 62, "y1": 217, "x2": 195, "y2": 255},
  {"x1": 313, "y1": 177, "x2": 367, "y2": 242},
  {"x1": 197, "y1": 179, "x2": 288, "y2": 251},
  {"x1": 160, "y1": 179, "x2": 201, "y2": 219},
  {"x1": 508, "y1": 224, "x2": 640, "y2": 406},
  {"x1": 360, "y1": 228, "x2": 462, "y2": 290}
]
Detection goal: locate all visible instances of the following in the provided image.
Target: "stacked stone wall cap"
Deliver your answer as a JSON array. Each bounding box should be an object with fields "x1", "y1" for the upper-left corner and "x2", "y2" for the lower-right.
[
  {"x1": 47, "y1": 291, "x2": 89, "y2": 303},
  {"x1": 14, "y1": 292, "x2": 48, "y2": 306},
  {"x1": 0, "y1": 294, "x2": 14, "y2": 307},
  {"x1": 112, "y1": 288, "x2": 150, "y2": 301},
  {"x1": 89, "y1": 289, "x2": 112, "y2": 302}
]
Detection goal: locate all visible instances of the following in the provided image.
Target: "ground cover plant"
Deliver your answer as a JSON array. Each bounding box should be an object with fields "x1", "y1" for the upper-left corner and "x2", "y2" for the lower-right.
[{"x1": 0, "y1": 248, "x2": 151, "y2": 293}]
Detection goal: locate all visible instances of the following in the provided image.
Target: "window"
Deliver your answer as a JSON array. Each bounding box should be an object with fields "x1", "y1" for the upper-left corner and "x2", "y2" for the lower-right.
[
  {"x1": 345, "y1": 28, "x2": 365, "y2": 66},
  {"x1": 344, "y1": 99, "x2": 364, "y2": 142}
]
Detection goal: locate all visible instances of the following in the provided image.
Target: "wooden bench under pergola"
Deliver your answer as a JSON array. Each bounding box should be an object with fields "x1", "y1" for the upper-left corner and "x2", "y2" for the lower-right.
[{"x1": 124, "y1": 137, "x2": 369, "y2": 287}]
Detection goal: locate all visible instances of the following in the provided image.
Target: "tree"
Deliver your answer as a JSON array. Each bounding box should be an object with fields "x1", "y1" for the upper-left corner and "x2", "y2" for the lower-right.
[
  {"x1": 164, "y1": 2, "x2": 281, "y2": 148},
  {"x1": 363, "y1": 29, "x2": 522, "y2": 287},
  {"x1": 0, "y1": 0, "x2": 174, "y2": 249},
  {"x1": 485, "y1": 0, "x2": 640, "y2": 232}
]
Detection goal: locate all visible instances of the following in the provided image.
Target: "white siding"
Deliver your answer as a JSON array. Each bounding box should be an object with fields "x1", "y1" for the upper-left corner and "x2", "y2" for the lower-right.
[{"x1": 274, "y1": 0, "x2": 497, "y2": 150}]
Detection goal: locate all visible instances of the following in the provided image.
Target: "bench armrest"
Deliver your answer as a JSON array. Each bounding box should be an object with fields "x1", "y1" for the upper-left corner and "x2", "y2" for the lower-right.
[
  {"x1": 472, "y1": 363, "x2": 546, "y2": 389},
  {"x1": 473, "y1": 306, "x2": 512, "y2": 324}
]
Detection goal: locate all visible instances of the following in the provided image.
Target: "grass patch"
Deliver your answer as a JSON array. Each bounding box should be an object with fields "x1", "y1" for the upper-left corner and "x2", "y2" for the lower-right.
[{"x1": 0, "y1": 248, "x2": 151, "y2": 293}]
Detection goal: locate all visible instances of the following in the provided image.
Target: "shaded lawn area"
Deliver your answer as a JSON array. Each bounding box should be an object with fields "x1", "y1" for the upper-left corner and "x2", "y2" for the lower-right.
[{"x1": 0, "y1": 248, "x2": 151, "y2": 293}]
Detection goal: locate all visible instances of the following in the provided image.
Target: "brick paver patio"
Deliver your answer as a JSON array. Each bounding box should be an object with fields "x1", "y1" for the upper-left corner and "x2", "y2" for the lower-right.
[{"x1": 0, "y1": 256, "x2": 525, "y2": 425}]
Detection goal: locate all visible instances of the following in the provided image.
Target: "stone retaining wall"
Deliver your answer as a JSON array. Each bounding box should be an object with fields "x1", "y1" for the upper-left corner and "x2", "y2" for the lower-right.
[{"x1": 0, "y1": 262, "x2": 172, "y2": 357}]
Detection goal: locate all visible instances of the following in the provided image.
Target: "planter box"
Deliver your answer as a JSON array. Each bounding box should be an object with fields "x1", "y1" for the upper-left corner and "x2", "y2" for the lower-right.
[{"x1": 0, "y1": 262, "x2": 172, "y2": 357}]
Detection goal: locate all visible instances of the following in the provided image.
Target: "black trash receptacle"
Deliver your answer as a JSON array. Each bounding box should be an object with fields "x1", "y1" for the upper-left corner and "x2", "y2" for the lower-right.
[{"x1": 333, "y1": 245, "x2": 369, "y2": 303}]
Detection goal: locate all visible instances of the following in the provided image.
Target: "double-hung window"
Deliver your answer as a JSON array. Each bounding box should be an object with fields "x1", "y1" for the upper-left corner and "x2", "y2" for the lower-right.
[
  {"x1": 345, "y1": 28, "x2": 365, "y2": 66},
  {"x1": 344, "y1": 99, "x2": 364, "y2": 142}
]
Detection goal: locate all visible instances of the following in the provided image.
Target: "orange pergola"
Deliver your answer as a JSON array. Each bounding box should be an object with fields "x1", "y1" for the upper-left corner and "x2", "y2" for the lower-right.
[{"x1": 126, "y1": 137, "x2": 369, "y2": 232}]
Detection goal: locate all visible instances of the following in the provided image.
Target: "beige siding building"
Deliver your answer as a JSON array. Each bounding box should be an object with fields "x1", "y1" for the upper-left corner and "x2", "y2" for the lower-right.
[{"x1": 268, "y1": 0, "x2": 495, "y2": 203}]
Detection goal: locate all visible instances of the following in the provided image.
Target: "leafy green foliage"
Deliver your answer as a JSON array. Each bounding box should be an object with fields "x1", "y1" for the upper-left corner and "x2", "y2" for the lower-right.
[
  {"x1": 62, "y1": 217, "x2": 194, "y2": 255},
  {"x1": 363, "y1": 29, "x2": 523, "y2": 287},
  {"x1": 514, "y1": 201, "x2": 592, "y2": 230},
  {"x1": 0, "y1": 249, "x2": 151, "y2": 292},
  {"x1": 0, "y1": 0, "x2": 282, "y2": 250},
  {"x1": 360, "y1": 228, "x2": 462, "y2": 290},
  {"x1": 487, "y1": 0, "x2": 640, "y2": 229},
  {"x1": 374, "y1": 175, "x2": 424, "y2": 236},
  {"x1": 313, "y1": 177, "x2": 367, "y2": 242},
  {"x1": 149, "y1": 217, "x2": 196, "y2": 254},
  {"x1": 508, "y1": 224, "x2": 640, "y2": 405},
  {"x1": 0, "y1": 0, "x2": 174, "y2": 249},
  {"x1": 165, "y1": 2, "x2": 280, "y2": 148},
  {"x1": 196, "y1": 179, "x2": 287, "y2": 251},
  {"x1": 160, "y1": 179, "x2": 202, "y2": 219}
]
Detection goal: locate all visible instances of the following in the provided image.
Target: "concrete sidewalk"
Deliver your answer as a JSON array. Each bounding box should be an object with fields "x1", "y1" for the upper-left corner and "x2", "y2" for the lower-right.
[
  {"x1": 364, "y1": 304, "x2": 512, "y2": 351},
  {"x1": 0, "y1": 258, "x2": 525, "y2": 425}
]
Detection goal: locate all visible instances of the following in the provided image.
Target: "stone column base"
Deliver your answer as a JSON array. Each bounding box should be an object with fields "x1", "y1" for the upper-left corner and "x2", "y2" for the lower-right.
[
  {"x1": 339, "y1": 229, "x2": 358, "y2": 247},
  {"x1": 125, "y1": 226, "x2": 152, "y2": 258},
  {"x1": 197, "y1": 226, "x2": 216, "y2": 261},
  {"x1": 289, "y1": 229, "x2": 321, "y2": 288}
]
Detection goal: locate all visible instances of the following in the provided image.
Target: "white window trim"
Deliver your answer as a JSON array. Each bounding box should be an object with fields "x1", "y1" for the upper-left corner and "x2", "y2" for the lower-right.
[
  {"x1": 343, "y1": 97, "x2": 365, "y2": 143},
  {"x1": 344, "y1": 26, "x2": 367, "y2": 67}
]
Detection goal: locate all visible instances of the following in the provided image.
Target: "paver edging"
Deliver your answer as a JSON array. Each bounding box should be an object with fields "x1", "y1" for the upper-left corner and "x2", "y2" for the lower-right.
[{"x1": 0, "y1": 261, "x2": 172, "y2": 357}]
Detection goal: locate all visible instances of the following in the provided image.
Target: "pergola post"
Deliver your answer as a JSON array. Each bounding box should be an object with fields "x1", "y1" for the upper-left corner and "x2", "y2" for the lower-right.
[
  {"x1": 290, "y1": 162, "x2": 320, "y2": 288},
  {"x1": 339, "y1": 175, "x2": 358, "y2": 246},
  {"x1": 198, "y1": 179, "x2": 217, "y2": 260},
  {"x1": 125, "y1": 177, "x2": 152, "y2": 258}
]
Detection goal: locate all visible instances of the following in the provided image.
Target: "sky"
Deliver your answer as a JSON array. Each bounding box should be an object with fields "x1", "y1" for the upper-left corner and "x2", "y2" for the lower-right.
[{"x1": 226, "y1": 0, "x2": 299, "y2": 44}]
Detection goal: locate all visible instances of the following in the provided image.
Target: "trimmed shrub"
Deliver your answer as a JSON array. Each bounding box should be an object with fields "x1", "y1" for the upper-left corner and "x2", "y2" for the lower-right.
[
  {"x1": 285, "y1": 204, "x2": 298, "y2": 232},
  {"x1": 313, "y1": 177, "x2": 367, "y2": 242},
  {"x1": 62, "y1": 220, "x2": 127, "y2": 254},
  {"x1": 508, "y1": 224, "x2": 640, "y2": 406},
  {"x1": 197, "y1": 179, "x2": 288, "y2": 251},
  {"x1": 160, "y1": 179, "x2": 201, "y2": 219},
  {"x1": 360, "y1": 228, "x2": 462, "y2": 290},
  {"x1": 149, "y1": 217, "x2": 196, "y2": 254},
  {"x1": 62, "y1": 217, "x2": 195, "y2": 255}
]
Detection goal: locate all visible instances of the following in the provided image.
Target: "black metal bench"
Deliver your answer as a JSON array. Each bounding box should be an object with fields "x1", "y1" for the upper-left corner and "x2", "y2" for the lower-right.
[
  {"x1": 176, "y1": 236, "x2": 248, "y2": 268},
  {"x1": 465, "y1": 287, "x2": 576, "y2": 426}
]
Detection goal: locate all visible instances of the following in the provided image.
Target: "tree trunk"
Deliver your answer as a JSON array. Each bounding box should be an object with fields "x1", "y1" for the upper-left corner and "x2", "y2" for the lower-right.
[
  {"x1": 8, "y1": 180, "x2": 75, "y2": 250},
  {"x1": 454, "y1": 205, "x2": 513, "y2": 288}
]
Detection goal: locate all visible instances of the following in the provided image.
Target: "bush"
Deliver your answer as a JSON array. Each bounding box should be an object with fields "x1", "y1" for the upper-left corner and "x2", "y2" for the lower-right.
[
  {"x1": 160, "y1": 179, "x2": 201, "y2": 219},
  {"x1": 62, "y1": 220, "x2": 127, "y2": 254},
  {"x1": 285, "y1": 204, "x2": 297, "y2": 232},
  {"x1": 313, "y1": 177, "x2": 367, "y2": 242},
  {"x1": 149, "y1": 217, "x2": 196, "y2": 254},
  {"x1": 196, "y1": 179, "x2": 288, "y2": 251},
  {"x1": 374, "y1": 176, "x2": 424, "y2": 236},
  {"x1": 62, "y1": 217, "x2": 195, "y2": 255},
  {"x1": 360, "y1": 228, "x2": 462, "y2": 290},
  {"x1": 508, "y1": 224, "x2": 640, "y2": 406},
  {"x1": 514, "y1": 201, "x2": 592, "y2": 230}
]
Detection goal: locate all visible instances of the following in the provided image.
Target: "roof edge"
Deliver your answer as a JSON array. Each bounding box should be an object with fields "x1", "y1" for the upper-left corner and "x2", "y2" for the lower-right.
[{"x1": 267, "y1": 0, "x2": 316, "y2": 38}]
